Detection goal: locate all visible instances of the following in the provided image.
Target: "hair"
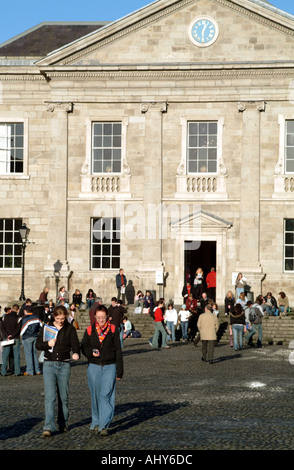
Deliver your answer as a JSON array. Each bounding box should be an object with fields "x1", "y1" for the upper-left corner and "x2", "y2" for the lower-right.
[
  {"x1": 111, "y1": 297, "x2": 118, "y2": 302},
  {"x1": 255, "y1": 295, "x2": 264, "y2": 305},
  {"x1": 266, "y1": 292, "x2": 272, "y2": 297},
  {"x1": 123, "y1": 316, "x2": 128, "y2": 321},
  {"x1": 167, "y1": 303, "x2": 174, "y2": 309},
  {"x1": 205, "y1": 305, "x2": 213, "y2": 312},
  {"x1": 4, "y1": 307, "x2": 11, "y2": 313},
  {"x1": 226, "y1": 290, "x2": 233, "y2": 298},
  {"x1": 53, "y1": 305, "x2": 68, "y2": 317},
  {"x1": 234, "y1": 303, "x2": 243, "y2": 315},
  {"x1": 279, "y1": 291, "x2": 286, "y2": 299},
  {"x1": 12, "y1": 304, "x2": 19, "y2": 311},
  {"x1": 95, "y1": 305, "x2": 108, "y2": 316}
]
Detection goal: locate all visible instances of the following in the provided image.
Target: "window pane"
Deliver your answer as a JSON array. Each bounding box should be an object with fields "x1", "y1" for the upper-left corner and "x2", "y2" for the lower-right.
[
  {"x1": 187, "y1": 121, "x2": 218, "y2": 174},
  {"x1": 91, "y1": 217, "x2": 120, "y2": 270},
  {"x1": 92, "y1": 122, "x2": 122, "y2": 174},
  {"x1": 0, "y1": 123, "x2": 24, "y2": 175}
]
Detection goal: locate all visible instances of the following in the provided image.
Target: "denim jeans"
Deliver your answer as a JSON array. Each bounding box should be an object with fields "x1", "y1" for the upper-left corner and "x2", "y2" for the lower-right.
[
  {"x1": 87, "y1": 362, "x2": 117, "y2": 431},
  {"x1": 245, "y1": 324, "x2": 263, "y2": 346},
  {"x1": 1, "y1": 338, "x2": 20, "y2": 376},
  {"x1": 152, "y1": 322, "x2": 167, "y2": 348},
  {"x1": 22, "y1": 336, "x2": 40, "y2": 375},
  {"x1": 166, "y1": 321, "x2": 176, "y2": 341},
  {"x1": 232, "y1": 324, "x2": 244, "y2": 350},
  {"x1": 43, "y1": 361, "x2": 71, "y2": 431},
  {"x1": 181, "y1": 321, "x2": 188, "y2": 341}
]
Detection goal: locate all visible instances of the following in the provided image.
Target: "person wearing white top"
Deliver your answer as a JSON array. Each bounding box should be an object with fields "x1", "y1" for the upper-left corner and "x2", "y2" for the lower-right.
[
  {"x1": 178, "y1": 305, "x2": 191, "y2": 342},
  {"x1": 164, "y1": 304, "x2": 178, "y2": 342}
]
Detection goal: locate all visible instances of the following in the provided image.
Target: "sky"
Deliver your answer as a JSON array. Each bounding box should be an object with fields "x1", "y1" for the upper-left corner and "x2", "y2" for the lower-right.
[{"x1": 0, "y1": 0, "x2": 294, "y2": 45}]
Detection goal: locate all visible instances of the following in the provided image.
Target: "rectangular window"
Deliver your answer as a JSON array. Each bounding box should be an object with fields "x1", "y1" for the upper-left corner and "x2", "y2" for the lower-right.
[
  {"x1": 92, "y1": 122, "x2": 122, "y2": 174},
  {"x1": 91, "y1": 217, "x2": 120, "y2": 270},
  {"x1": 0, "y1": 123, "x2": 24, "y2": 174},
  {"x1": 285, "y1": 120, "x2": 294, "y2": 173},
  {"x1": 0, "y1": 218, "x2": 22, "y2": 269},
  {"x1": 284, "y1": 219, "x2": 294, "y2": 271},
  {"x1": 187, "y1": 121, "x2": 217, "y2": 174}
]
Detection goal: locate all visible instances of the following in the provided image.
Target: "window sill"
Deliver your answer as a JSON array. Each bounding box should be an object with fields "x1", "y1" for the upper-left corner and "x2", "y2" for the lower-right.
[{"x1": 0, "y1": 175, "x2": 29, "y2": 180}]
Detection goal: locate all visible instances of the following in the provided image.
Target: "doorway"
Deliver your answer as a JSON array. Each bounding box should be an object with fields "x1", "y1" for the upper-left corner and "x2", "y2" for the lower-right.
[{"x1": 184, "y1": 240, "x2": 216, "y2": 289}]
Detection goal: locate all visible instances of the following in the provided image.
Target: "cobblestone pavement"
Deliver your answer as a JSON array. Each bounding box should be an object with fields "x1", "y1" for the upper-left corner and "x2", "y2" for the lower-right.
[{"x1": 1, "y1": 338, "x2": 294, "y2": 454}]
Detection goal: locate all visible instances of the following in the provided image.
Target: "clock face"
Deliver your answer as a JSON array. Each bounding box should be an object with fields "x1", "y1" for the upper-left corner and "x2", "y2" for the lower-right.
[{"x1": 188, "y1": 16, "x2": 219, "y2": 47}]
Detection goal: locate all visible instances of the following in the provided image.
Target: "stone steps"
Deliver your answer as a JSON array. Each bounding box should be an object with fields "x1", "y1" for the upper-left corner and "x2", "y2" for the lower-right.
[{"x1": 75, "y1": 307, "x2": 294, "y2": 345}]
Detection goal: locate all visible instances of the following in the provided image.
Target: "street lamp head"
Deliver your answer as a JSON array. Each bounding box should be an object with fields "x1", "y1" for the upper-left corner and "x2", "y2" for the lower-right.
[{"x1": 19, "y1": 223, "x2": 30, "y2": 244}]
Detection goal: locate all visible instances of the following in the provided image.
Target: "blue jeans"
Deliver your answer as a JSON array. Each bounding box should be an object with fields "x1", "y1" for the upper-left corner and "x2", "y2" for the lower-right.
[
  {"x1": 166, "y1": 321, "x2": 176, "y2": 341},
  {"x1": 87, "y1": 363, "x2": 117, "y2": 431},
  {"x1": 181, "y1": 321, "x2": 188, "y2": 341},
  {"x1": 245, "y1": 324, "x2": 263, "y2": 346},
  {"x1": 22, "y1": 336, "x2": 40, "y2": 375},
  {"x1": 152, "y1": 322, "x2": 167, "y2": 348},
  {"x1": 43, "y1": 361, "x2": 71, "y2": 431},
  {"x1": 232, "y1": 324, "x2": 244, "y2": 350},
  {"x1": 1, "y1": 338, "x2": 21, "y2": 376}
]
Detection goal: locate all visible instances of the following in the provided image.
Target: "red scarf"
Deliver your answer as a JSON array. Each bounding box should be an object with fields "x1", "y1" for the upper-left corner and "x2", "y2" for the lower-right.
[{"x1": 95, "y1": 320, "x2": 111, "y2": 343}]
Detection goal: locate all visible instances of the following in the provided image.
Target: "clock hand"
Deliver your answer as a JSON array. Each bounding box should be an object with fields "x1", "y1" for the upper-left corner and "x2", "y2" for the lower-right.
[{"x1": 202, "y1": 23, "x2": 208, "y2": 42}]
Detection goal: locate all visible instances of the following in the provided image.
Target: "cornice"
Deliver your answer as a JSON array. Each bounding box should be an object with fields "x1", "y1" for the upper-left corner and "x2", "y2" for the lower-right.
[{"x1": 42, "y1": 67, "x2": 294, "y2": 80}]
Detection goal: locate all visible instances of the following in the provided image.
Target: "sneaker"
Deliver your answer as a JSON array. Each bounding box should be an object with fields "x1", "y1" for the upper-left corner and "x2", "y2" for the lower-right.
[
  {"x1": 100, "y1": 429, "x2": 109, "y2": 436},
  {"x1": 42, "y1": 430, "x2": 52, "y2": 438}
]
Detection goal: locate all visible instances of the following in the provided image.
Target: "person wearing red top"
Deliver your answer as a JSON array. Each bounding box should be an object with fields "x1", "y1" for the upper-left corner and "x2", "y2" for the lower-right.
[
  {"x1": 150, "y1": 300, "x2": 170, "y2": 349},
  {"x1": 206, "y1": 268, "x2": 216, "y2": 302}
]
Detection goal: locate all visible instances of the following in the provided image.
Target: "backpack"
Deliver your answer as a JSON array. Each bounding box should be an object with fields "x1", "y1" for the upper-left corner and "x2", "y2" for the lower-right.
[{"x1": 249, "y1": 306, "x2": 258, "y2": 323}]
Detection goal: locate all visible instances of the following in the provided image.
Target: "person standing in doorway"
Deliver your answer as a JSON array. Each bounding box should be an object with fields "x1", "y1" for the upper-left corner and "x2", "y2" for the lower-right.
[
  {"x1": 206, "y1": 268, "x2": 216, "y2": 302},
  {"x1": 116, "y1": 268, "x2": 127, "y2": 305}
]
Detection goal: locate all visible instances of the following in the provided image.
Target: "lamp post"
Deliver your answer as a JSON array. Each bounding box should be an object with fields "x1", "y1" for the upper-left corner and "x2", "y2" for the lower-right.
[
  {"x1": 19, "y1": 223, "x2": 30, "y2": 301},
  {"x1": 54, "y1": 259, "x2": 63, "y2": 304}
]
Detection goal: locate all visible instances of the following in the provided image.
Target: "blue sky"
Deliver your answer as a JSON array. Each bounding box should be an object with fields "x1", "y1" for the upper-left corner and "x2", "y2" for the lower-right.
[{"x1": 0, "y1": 0, "x2": 294, "y2": 45}]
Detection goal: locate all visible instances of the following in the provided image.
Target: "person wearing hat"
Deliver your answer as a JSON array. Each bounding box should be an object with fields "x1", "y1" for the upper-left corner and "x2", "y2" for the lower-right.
[
  {"x1": 20, "y1": 305, "x2": 43, "y2": 376},
  {"x1": 178, "y1": 304, "x2": 191, "y2": 342}
]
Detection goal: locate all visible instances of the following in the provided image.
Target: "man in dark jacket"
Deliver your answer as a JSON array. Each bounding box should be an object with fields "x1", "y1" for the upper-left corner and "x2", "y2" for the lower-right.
[
  {"x1": 1, "y1": 306, "x2": 21, "y2": 376},
  {"x1": 108, "y1": 297, "x2": 126, "y2": 348},
  {"x1": 20, "y1": 305, "x2": 42, "y2": 375},
  {"x1": 116, "y1": 268, "x2": 127, "y2": 304}
]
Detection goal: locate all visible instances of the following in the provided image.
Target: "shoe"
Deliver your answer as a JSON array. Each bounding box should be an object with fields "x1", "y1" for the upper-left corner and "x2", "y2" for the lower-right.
[
  {"x1": 42, "y1": 430, "x2": 52, "y2": 438},
  {"x1": 59, "y1": 426, "x2": 68, "y2": 433},
  {"x1": 209, "y1": 360, "x2": 214, "y2": 364},
  {"x1": 36, "y1": 372, "x2": 41, "y2": 375},
  {"x1": 163, "y1": 346, "x2": 170, "y2": 349},
  {"x1": 23, "y1": 372, "x2": 33, "y2": 376},
  {"x1": 100, "y1": 429, "x2": 109, "y2": 436},
  {"x1": 201, "y1": 357, "x2": 206, "y2": 362}
]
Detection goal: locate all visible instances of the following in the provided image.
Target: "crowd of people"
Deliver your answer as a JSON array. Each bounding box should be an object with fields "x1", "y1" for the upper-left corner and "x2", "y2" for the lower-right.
[{"x1": 0, "y1": 266, "x2": 291, "y2": 437}]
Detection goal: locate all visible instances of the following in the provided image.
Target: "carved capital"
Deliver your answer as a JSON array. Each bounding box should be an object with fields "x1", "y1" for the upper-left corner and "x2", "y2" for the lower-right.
[
  {"x1": 46, "y1": 102, "x2": 74, "y2": 113},
  {"x1": 141, "y1": 102, "x2": 168, "y2": 114}
]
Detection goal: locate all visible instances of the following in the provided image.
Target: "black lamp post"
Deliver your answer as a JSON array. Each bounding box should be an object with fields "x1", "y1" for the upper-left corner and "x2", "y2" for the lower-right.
[
  {"x1": 19, "y1": 223, "x2": 30, "y2": 301},
  {"x1": 54, "y1": 259, "x2": 63, "y2": 304}
]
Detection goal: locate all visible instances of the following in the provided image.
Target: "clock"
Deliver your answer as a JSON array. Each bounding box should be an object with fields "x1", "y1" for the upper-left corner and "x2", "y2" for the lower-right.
[{"x1": 188, "y1": 16, "x2": 219, "y2": 47}]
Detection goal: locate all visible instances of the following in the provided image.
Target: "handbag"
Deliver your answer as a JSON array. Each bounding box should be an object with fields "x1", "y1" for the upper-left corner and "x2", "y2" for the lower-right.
[
  {"x1": 143, "y1": 308, "x2": 149, "y2": 314},
  {"x1": 134, "y1": 307, "x2": 142, "y2": 314}
]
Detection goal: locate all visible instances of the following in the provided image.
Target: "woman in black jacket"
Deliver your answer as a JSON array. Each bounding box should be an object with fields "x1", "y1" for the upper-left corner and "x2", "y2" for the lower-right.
[
  {"x1": 36, "y1": 305, "x2": 80, "y2": 438},
  {"x1": 81, "y1": 304, "x2": 123, "y2": 436}
]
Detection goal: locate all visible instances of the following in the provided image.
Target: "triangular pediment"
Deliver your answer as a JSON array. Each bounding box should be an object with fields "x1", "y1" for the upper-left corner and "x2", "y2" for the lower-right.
[
  {"x1": 36, "y1": 0, "x2": 294, "y2": 69},
  {"x1": 171, "y1": 209, "x2": 232, "y2": 234}
]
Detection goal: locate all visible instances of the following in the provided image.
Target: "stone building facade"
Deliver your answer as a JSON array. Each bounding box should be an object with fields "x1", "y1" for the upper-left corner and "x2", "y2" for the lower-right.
[{"x1": 1, "y1": 0, "x2": 294, "y2": 306}]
